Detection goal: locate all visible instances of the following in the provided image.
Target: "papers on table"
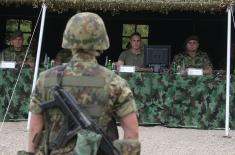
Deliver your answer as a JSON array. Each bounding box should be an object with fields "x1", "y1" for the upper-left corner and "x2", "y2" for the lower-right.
[
  {"x1": 0, "y1": 61, "x2": 16, "y2": 68},
  {"x1": 187, "y1": 68, "x2": 203, "y2": 76},
  {"x1": 119, "y1": 66, "x2": 135, "y2": 73}
]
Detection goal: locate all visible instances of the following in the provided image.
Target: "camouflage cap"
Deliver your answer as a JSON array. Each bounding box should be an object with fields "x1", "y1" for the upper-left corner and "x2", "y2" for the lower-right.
[
  {"x1": 185, "y1": 35, "x2": 199, "y2": 44},
  {"x1": 62, "y1": 12, "x2": 110, "y2": 51},
  {"x1": 10, "y1": 31, "x2": 23, "y2": 40}
]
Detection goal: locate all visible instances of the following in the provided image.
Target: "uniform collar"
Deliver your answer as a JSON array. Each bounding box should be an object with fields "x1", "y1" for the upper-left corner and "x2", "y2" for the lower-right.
[
  {"x1": 9, "y1": 46, "x2": 25, "y2": 52},
  {"x1": 130, "y1": 48, "x2": 142, "y2": 55},
  {"x1": 69, "y1": 52, "x2": 97, "y2": 65},
  {"x1": 184, "y1": 50, "x2": 203, "y2": 57}
]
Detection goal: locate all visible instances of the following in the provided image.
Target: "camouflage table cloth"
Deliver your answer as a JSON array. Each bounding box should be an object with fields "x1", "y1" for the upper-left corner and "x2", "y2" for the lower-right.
[
  {"x1": 0, "y1": 68, "x2": 34, "y2": 120},
  {"x1": 119, "y1": 72, "x2": 235, "y2": 129},
  {"x1": 1, "y1": 69, "x2": 234, "y2": 129}
]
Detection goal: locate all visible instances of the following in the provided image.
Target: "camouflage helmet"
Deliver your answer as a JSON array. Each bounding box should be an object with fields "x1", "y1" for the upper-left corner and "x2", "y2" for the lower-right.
[{"x1": 62, "y1": 12, "x2": 110, "y2": 51}]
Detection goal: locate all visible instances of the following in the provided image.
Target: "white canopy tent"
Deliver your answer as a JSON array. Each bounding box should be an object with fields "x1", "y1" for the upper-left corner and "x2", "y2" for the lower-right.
[
  {"x1": 1, "y1": 0, "x2": 233, "y2": 136},
  {"x1": 0, "y1": 2, "x2": 47, "y2": 131},
  {"x1": 225, "y1": 4, "x2": 232, "y2": 137},
  {"x1": 20, "y1": 3, "x2": 235, "y2": 136},
  {"x1": 27, "y1": 3, "x2": 47, "y2": 130}
]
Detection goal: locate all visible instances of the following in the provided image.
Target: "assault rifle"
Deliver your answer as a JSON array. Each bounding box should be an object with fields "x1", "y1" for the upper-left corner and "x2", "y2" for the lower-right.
[{"x1": 40, "y1": 85, "x2": 120, "y2": 155}]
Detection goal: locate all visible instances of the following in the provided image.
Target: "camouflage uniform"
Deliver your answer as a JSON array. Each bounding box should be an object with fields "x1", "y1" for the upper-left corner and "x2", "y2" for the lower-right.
[
  {"x1": 28, "y1": 12, "x2": 140, "y2": 155},
  {"x1": 118, "y1": 49, "x2": 145, "y2": 68},
  {"x1": 1, "y1": 46, "x2": 34, "y2": 64},
  {"x1": 172, "y1": 50, "x2": 213, "y2": 69},
  {"x1": 55, "y1": 49, "x2": 72, "y2": 65}
]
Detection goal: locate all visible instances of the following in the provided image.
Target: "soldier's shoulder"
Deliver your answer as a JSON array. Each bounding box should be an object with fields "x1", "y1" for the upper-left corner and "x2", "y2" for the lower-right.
[
  {"x1": 198, "y1": 50, "x2": 209, "y2": 57},
  {"x1": 124, "y1": 49, "x2": 132, "y2": 54},
  {"x1": 174, "y1": 52, "x2": 184, "y2": 58},
  {"x1": 201, "y1": 51, "x2": 208, "y2": 55},
  {"x1": 92, "y1": 65, "x2": 125, "y2": 82},
  {"x1": 95, "y1": 64, "x2": 115, "y2": 77},
  {"x1": 100, "y1": 67, "x2": 127, "y2": 85},
  {"x1": 121, "y1": 49, "x2": 131, "y2": 55}
]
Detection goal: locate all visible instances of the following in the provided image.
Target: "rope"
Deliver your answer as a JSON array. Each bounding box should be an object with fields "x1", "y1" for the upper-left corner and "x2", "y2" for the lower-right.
[{"x1": 0, "y1": 6, "x2": 43, "y2": 132}]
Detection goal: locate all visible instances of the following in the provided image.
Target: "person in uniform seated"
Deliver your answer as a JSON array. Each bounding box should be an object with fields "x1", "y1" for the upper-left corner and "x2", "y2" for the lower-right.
[
  {"x1": 1, "y1": 31, "x2": 35, "y2": 68},
  {"x1": 171, "y1": 35, "x2": 213, "y2": 75},
  {"x1": 117, "y1": 32, "x2": 152, "y2": 72}
]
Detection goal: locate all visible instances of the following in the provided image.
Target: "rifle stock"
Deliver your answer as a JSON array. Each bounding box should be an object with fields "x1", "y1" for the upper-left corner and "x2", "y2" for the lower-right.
[{"x1": 40, "y1": 86, "x2": 120, "y2": 155}]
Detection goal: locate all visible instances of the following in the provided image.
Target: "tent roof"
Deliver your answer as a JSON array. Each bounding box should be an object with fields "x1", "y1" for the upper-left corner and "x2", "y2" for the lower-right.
[{"x1": 0, "y1": 0, "x2": 231, "y2": 13}]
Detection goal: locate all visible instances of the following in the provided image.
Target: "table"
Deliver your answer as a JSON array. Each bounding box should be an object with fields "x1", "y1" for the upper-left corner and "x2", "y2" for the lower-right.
[
  {"x1": 1, "y1": 69, "x2": 235, "y2": 129},
  {"x1": 119, "y1": 72, "x2": 235, "y2": 129},
  {"x1": 0, "y1": 68, "x2": 33, "y2": 120}
]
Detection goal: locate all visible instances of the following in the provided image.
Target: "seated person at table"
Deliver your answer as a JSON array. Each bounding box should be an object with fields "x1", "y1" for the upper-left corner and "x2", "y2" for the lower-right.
[
  {"x1": 54, "y1": 48, "x2": 72, "y2": 65},
  {"x1": 0, "y1": 31, "x2": 35, "y2": 68},
  {"x1": 171, "y1": 35, "x2": 213, "y2": 75},
  {"x1": 117, "y1": 32, "x2": 152, "y2": 72}
]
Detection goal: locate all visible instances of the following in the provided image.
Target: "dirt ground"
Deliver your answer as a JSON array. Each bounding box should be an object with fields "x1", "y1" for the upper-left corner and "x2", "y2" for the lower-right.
[{"x1": 1, "y1": 121, "x2": 235, "y2": 155}]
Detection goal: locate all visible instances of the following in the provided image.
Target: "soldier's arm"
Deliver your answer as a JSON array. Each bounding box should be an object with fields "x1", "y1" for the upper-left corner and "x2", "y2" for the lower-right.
[
  {"x1": 171, "y1": 54, "x2": 181, "y2": 67},
  {"x1": 202, "y1": 53, "x2": 213, "y2": 75},
  {"x1": 27, "y1": 113, "x2": 43, "y2": 153},
  {"x1": 25, "y1": 52, "x2": 35, "y2": 68},
  {"x1": 120, "y1": 112, "x2": 139, "y2": 139},
  {"x1": 117, "y1": 51, "x2": 125, "y2": 67},
  {"x1": 109, "y1": 75, "x2": 139, "y2": 139},
  {"x1": 117, "y1": 60, "x2": 124, "y2": 66}
]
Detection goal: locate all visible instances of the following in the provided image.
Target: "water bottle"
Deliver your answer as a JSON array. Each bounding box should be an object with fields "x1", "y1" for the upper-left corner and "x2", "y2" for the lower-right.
[
  {"x1": 47, "y1": 57, "x2": 51, "y2": 69},
  {"x1": 43, "y1": 54, "x2": 48, "y2": 69},
  {"x1": 112, "y1": 62, "x2": 117, "y2": 71},
  {"x1": 171, "y1": 62, "x2": 176, "y2": 74},
  {"x1": 107, "y1": 60, "x2": 112, "y2": 70},
  {"x1": 51, "y1": 60, "x2": 55, "y2": 68}
]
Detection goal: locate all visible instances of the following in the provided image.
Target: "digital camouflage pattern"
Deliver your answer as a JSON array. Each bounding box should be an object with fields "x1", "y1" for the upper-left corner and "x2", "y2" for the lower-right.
[
  {"x1": 62, "y1": 12, "x2": 109, "y2": 51},
  {"x1": 55, "y1": 49, "x2": 72, "y2": 65},
  {"x1": 171, "y1": 50, "x2": 213, "y2": 69},
  {"x1": 1, "y1": 47, "x2": 35, "y2": 64},
  {"x1": 120, "y1": 72, "x2": 235, "y2": 129},
  {"x1": 29, "y1": 52, "x2": 137, "y2": 154},
  {"x1": 113, "y1": 139, "x2": 141, "y2": 155},
  {"x1": 2, "y1": 70, "x2": 235, "y2": 129},
  {"x1": 0, "y1": 68, "x2": 36, "y2": 121},
  {"x1": 74, "y1": 130, "x2": 102, "y2": 155}
]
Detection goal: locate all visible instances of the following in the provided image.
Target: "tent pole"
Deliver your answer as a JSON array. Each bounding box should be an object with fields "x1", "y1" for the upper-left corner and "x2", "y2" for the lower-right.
[
  {"x1": 27, "y1": 3, "x2": 47, "y2": 130},
  {"x1": 225, "y1": 4, "x2": 232, "y2": 137}
]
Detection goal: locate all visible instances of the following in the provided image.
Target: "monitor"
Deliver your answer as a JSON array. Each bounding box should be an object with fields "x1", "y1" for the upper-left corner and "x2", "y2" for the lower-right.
[{"x1": 144, "y1": 45, "x2": 171, "y2": 72}]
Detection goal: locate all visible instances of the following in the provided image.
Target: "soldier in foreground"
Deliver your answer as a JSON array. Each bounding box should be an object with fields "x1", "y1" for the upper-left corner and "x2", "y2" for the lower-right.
[{"x1": 19, "y1": 12, "x2": 140, "y2": 155}]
